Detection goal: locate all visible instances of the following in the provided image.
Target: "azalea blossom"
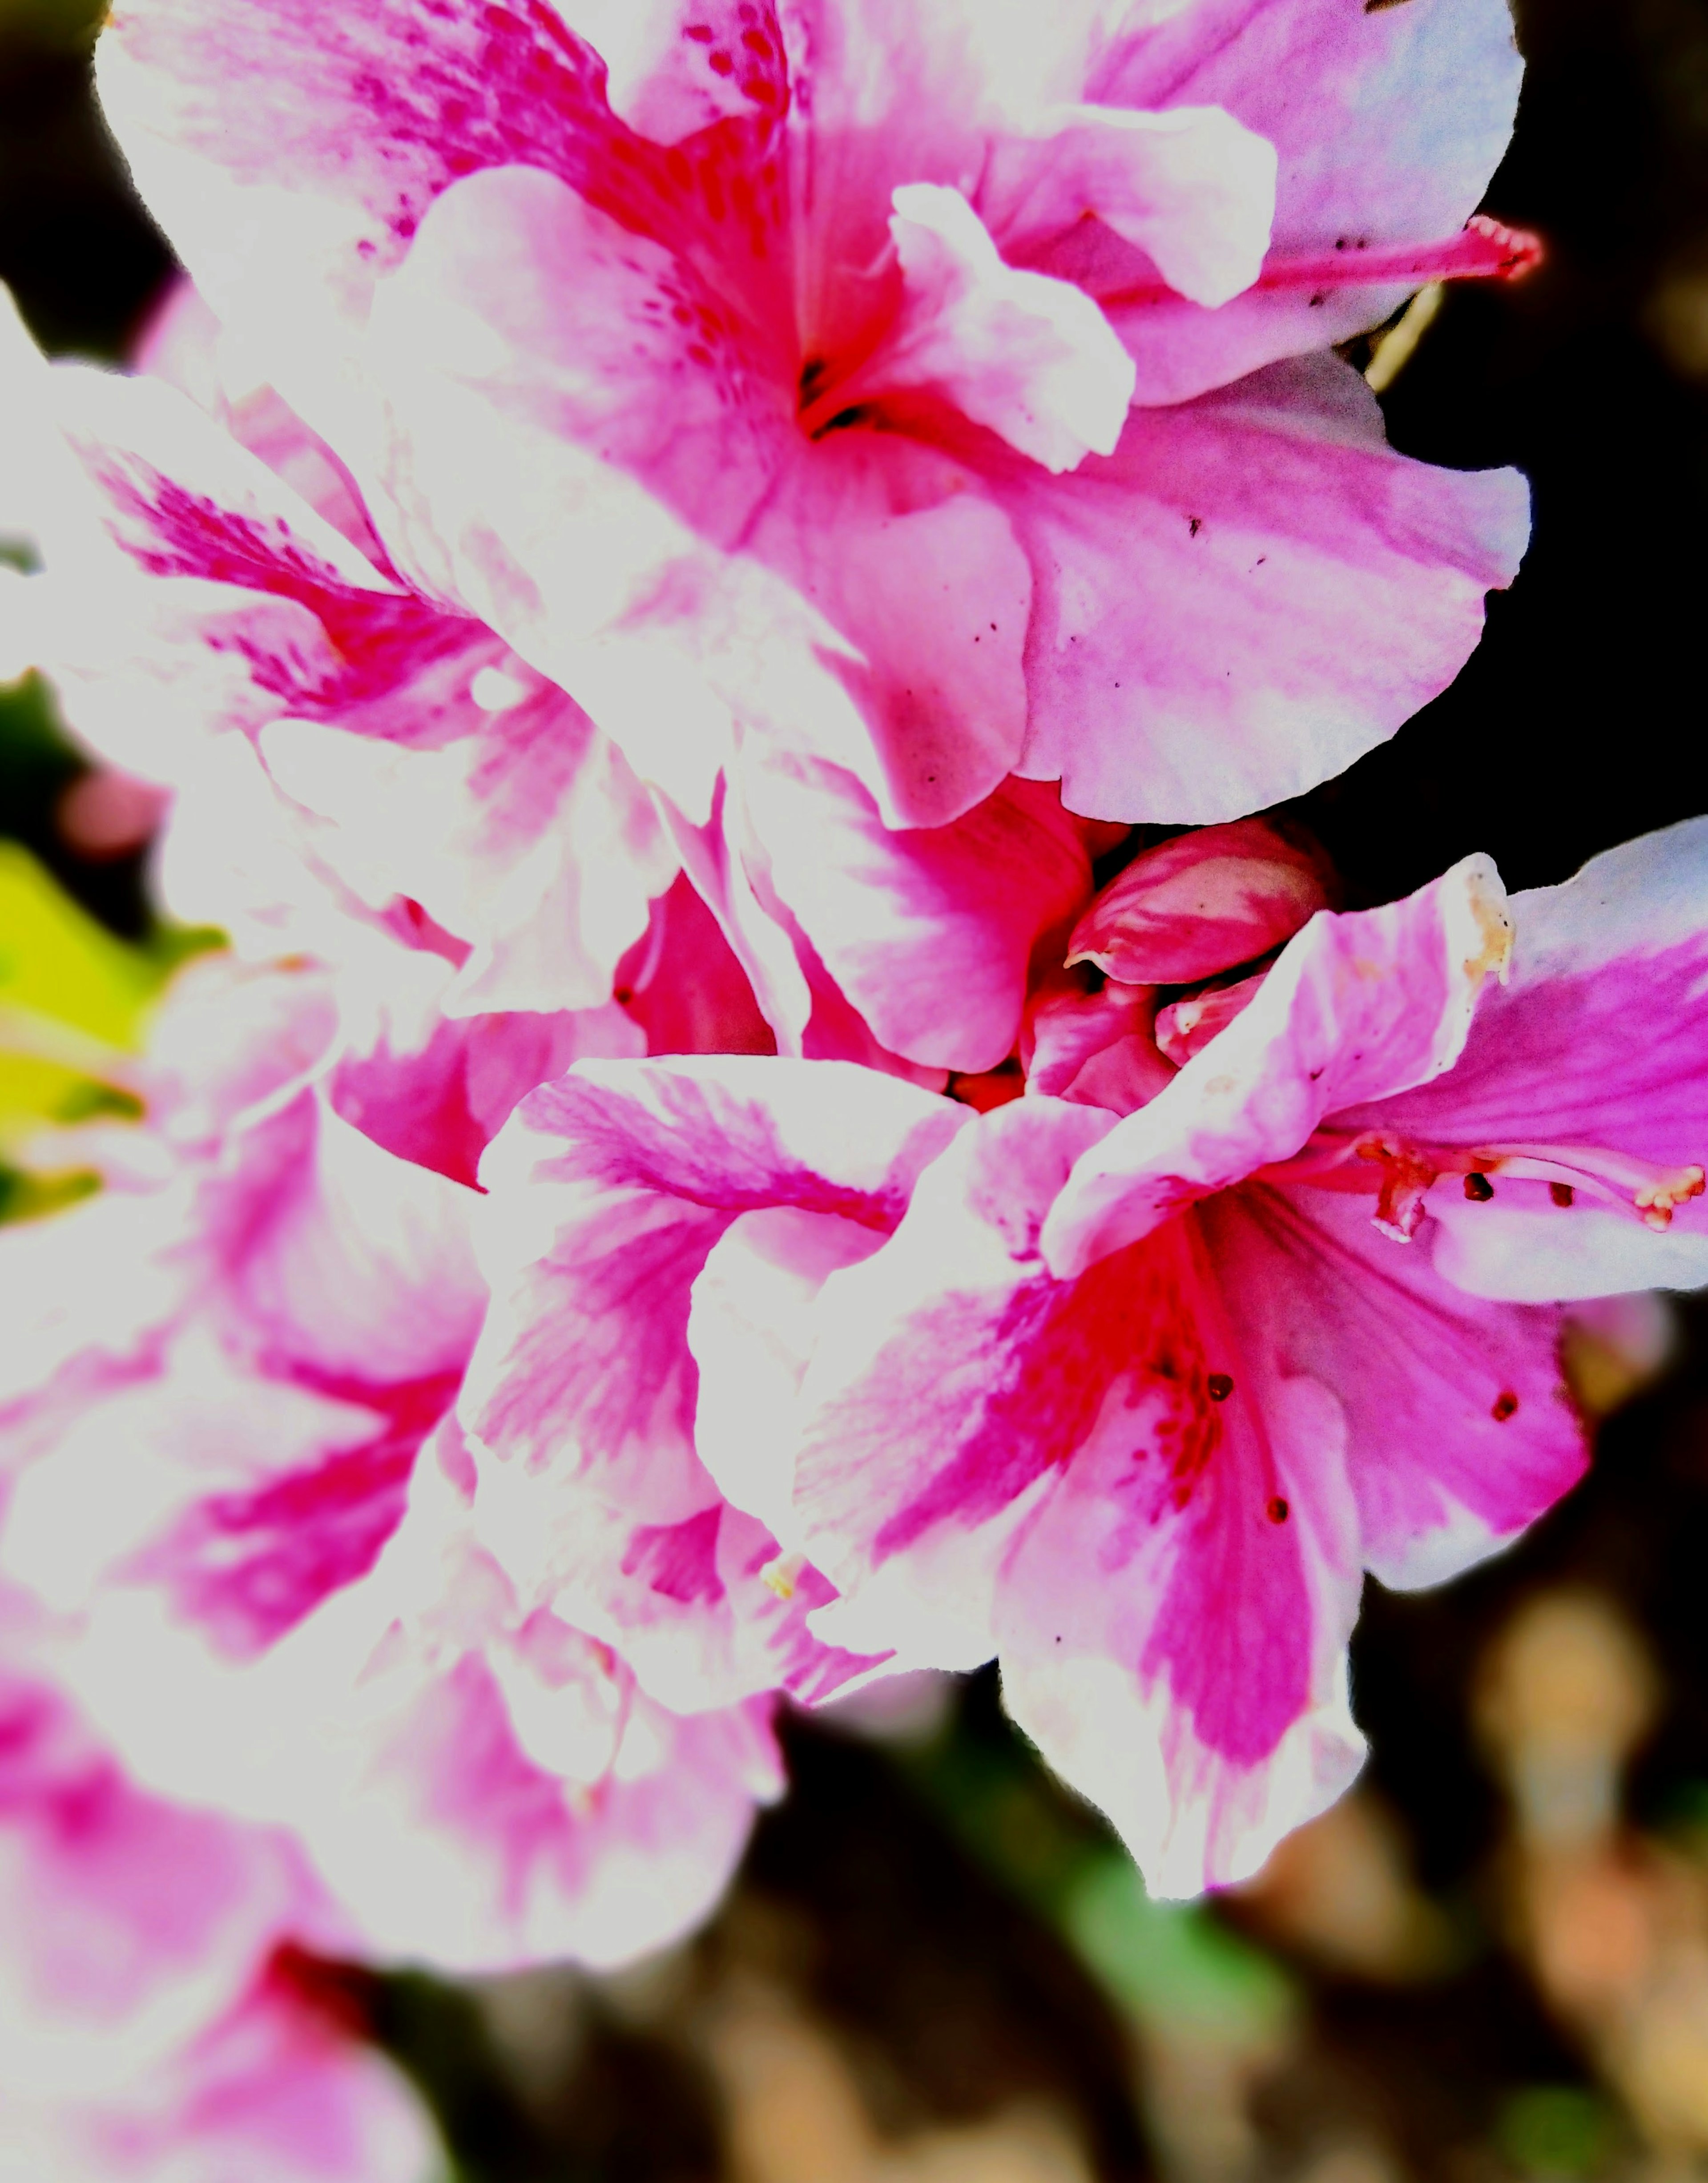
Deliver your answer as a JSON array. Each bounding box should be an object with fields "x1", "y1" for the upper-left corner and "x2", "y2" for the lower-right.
[
  {"x1": 83, "y1": 0, "x2": 1534, "y2": 865},
  {"x1": 0, "y1": 1659, "x2": 438, "y2": 2181},
  {"x1": 0, "y1": 952, "x2": 787, "y2": 1971},
  {"x1": 2, "y1": 281, "x2": 1098, "y2": 1072},
  {"x1": 468, "y1": 820, "x2": 1708, "y2": 1896}
]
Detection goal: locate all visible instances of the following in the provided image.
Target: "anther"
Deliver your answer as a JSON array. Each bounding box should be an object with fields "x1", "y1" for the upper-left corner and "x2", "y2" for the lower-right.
[{"x1": 760, "y1": 1551, "x2": 804, "y2": 1600}]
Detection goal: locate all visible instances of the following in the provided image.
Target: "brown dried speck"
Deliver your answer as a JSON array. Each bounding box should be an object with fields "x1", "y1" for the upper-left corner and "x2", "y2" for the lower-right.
[
  {"x1": 1491, "y1": 1390, "x2": 1519, "y2": 1422},
  {"x1": 1207, "y1": 1373, "x2": 1234, "y2": 1402},
  {"x1": 1551, "y1": 1182, "x2": 1575, "y2": 1207},
  {"x1": 1267, "y1": 1497, "x2": 1289, "y2": 1524},
  {"x1": 1463, "y1": 1172, "x2": 1494, "y2": 1201}
]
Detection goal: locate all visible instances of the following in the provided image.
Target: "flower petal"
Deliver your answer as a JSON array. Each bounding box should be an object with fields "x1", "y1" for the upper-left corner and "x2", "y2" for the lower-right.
[
  {"x1": 790, "y1": 1098, "x2": 1364, "y2": 1892},
  {"x1": 71, "y1": 1974, "x2": 441, "y2": 2183},
  {"x1": 470, "y1": 1459, "x2": 885, "y2": 1715},
  {"x1": 1350, "y1": 819, "x2": 1708, "y2": 1300},
  {"x1": 792, "y1": 1097, "x2": 1120, "y2": 1667},
  {"x1": 882, "y1": 183, "x2": 1136, "y2": 472},
  {"x1": 997, "y1": 1350, "x2": 1364, "y2": 1896},
  {"x1": 739, "y1": 432, "x2": 1035, "y2": 828},
  {"x1": 0, "y1": 1673, "x2": 327, "y2": 2104},
  {"x1": 463, "y1": 1056, "x2": 966, "y2": 1516},
  {"x1": 736, "y1": 752, "x2": 1090, "y2": 1072},
  {"x1": 1211, "y1": 1185, "x2": 1584, "y2": 1589},
  {"x1": 1006, "y1": 352, "x2": 1530, "y2": 824},
  {"x1": 96, "y1": 0, "x2": 789, "y2": 328},
  {"x1": 259, "y1": 685, "x2": 673, "y2": 1016},
  {"x1": 984, "y1": 102, "x2": 1277, "y2": 310}
]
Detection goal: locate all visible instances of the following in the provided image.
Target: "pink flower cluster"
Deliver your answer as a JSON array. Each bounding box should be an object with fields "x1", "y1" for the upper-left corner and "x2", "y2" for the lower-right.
[{"x1": 2, "y1": 0, "x2": 1704, "y2": 2163}]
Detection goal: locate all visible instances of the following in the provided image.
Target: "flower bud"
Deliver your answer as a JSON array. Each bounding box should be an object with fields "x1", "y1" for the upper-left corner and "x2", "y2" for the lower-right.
[{"x1": 1066, "y1": 818, "x2": 1333, "y2": 986}]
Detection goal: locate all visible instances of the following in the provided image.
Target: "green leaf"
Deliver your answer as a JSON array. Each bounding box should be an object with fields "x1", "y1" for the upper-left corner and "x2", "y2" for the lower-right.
[
  {"x1": 1061, "y1": 1851, "x2": 1295, "y2": 2042},
  {"x1": 0, "y1": 1162, "x2": 101, "y2": 1225},
  {"x1": 1496, "y1": 2086, "x2": 1617, "y2": 2178},
  {"x1": 0, "y1": 841, "x2": 165, "y2": 1047}
]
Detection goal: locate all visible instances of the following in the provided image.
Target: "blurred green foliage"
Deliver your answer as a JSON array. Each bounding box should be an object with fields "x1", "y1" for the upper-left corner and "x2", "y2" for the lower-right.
[
  {"x1": 901, "y1": 1690, "x2": 1294, "y2": 2048},
  {"x1": 0, "y1": 828, "x2": 218, "y2": 1220},
  {"x1": 0, "y1": 0, "x2": 104, "y2": 51},
  {"x1": 1496, "y1": 2087, "x2": 1619, "y2": 2180}
]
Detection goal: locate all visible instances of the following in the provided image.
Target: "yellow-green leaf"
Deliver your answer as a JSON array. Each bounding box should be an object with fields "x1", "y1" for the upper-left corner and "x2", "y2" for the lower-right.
[{"x1": 0, "y1": 842, "x2": 164, "y2": 1048}]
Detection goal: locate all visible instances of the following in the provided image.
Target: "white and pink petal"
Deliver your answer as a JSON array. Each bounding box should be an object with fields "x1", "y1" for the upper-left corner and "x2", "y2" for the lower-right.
[{"x1": 1006, "y1": 354, "x2": 1529, "y2": 826}]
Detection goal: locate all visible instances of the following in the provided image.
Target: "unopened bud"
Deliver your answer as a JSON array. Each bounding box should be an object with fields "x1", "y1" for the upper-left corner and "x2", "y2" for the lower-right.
[{"x1": 1066, "y1": 819, "x2": 1333, "y2": 986}]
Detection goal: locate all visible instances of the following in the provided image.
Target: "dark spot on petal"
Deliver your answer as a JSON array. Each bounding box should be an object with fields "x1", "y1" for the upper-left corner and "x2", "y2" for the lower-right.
[
  {"x1": 1207, "y1": 1373, "x2": 1234, "y2": 1402},
  {"x1": 1267, "y1": 1497, "x2": 1289, "y2": 1523},
  {"x1": 1188, "y1": 515, "x2": 1202, "y2": 537},
  {"x1": 1463, "y1": 1172, "x2": 1494, "y2": 1201},
  {"x1": 1491, "y1": 1390, "x2": 1519, "y2": 1422},
  {"x1": 1551, "y1": 1181, "x2": 1575, "y2": 1206}
]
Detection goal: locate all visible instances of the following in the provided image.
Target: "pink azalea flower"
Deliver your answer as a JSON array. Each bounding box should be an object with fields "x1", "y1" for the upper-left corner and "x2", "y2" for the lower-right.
[
  {"x1": 0, "y1": 1662, "x2": 437, "y2": 2181},
  {"x1": 3, "y1": 282, "x2": 1102, "y2": 1072},
  {"x1": 93, "y1": 0, "x2": 1535, "y2": 833},
  {"x1": 0, "y1": 957, "x2": 785, "y2": 1972},
  {"x1": 749, "y1": 822, "x2": 1708, "y2": 1891}
]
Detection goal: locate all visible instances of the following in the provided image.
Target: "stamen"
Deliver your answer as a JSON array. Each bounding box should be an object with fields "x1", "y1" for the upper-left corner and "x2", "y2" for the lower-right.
[
  {"x1": 1476, "y1": 1145, "x2": 1706, "y2": 1230},
  {"x1": 761, "y1": 1551, "x2": 805, "y2": 1600},
  {"x1": 1263, "y1": 1129, "x2": 1705, "y2": 1239}
]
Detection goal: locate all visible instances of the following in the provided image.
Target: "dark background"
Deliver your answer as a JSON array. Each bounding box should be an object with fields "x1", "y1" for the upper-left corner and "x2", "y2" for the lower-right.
[{"x1": 6, "y1": 2, "x2": 1708, "y2": 2177}]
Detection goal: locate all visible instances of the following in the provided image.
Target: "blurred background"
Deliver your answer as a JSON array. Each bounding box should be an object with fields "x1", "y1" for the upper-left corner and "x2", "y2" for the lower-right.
[{"x1": 8, "y1": 0, "x2": 1708, "y2": 2175}]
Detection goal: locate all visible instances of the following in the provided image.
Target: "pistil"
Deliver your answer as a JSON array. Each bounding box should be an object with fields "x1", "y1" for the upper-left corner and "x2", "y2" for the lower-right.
[{"x1": 1106, "y1": 215, "x2": 1542, "y2": 310}]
